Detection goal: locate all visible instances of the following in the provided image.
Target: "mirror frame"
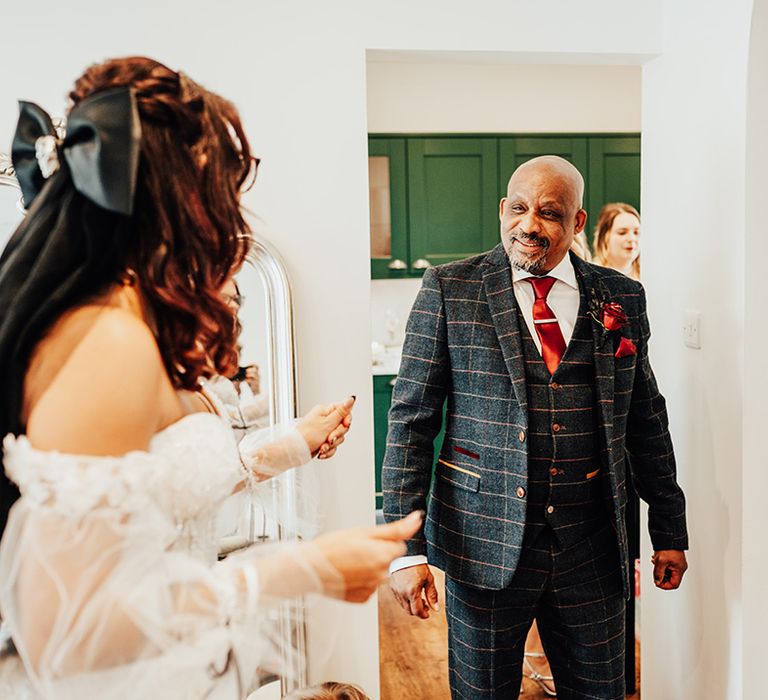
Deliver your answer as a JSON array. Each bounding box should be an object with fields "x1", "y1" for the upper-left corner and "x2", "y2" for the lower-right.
[{"x1": 245, "y1": 234, "x2": 308, "y2": 692}]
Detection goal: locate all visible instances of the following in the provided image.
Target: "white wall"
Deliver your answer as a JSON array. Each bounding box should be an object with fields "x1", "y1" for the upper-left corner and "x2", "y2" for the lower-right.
[
  {"x1": 743, "y1": 1, "x2": 768, "y2": 698},
  {"x1": 641, "y1": 1, "x2": 752, "y2": 698},
  {"x1": 25, "y1": 1, "x2": 768, "y2": 698},
  {"x1": 367, "y1": 61, "x2": 641, "y2": 134}
]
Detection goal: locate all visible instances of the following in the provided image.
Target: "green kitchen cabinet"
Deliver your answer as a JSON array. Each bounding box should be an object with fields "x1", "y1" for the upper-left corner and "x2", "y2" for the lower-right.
[
  {"x1": 368, "y1": 138, "x2": 409, "y2": 279},
  {"x1": 406, "y1": 138, "x2": 500, "y2": 269},
  {"x1": 373, "y1": 375, "x2": 396, "y2": 510},
  {"x1": 498, "y1": 136, "x2": 588, "y2": 196},
  {"x1": 369, "y1": 134, "x2": 641, "y2": 277},
  {"x1": 586, "y1": 136, "x2": 641, "y2": 235},
  {"x1": 373, "y1": 374, "x2": 446, "y2": 511}
]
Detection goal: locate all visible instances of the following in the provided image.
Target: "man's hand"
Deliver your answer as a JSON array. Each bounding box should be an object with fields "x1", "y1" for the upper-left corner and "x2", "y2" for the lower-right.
[
  {"x1": 390, "y1": 564, "x2": 440, "y2": 619},
  {"x1": 651, "y1": 549, "x2": 688, "y2": 590}
]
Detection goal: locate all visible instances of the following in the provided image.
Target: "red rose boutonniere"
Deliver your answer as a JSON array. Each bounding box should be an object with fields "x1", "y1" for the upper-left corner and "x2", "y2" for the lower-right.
[
  {"x1": 602, "y1": 302, "x2": 627, "y2": 331},
  {"x1": 588, "y1": 299, "x2": 636, "y2": 357},
  {"x1": 589, "y1": 301, "x2": 627, "y2": 333}
]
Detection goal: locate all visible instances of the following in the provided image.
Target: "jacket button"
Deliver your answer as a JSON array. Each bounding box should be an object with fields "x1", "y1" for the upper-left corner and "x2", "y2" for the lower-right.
[
  {"x1": 518, "y1": 430, "x2": 526, "y2": 442},
  {"x1": 549, "y1": 467, "x2": 558, "y2": 477},
  {"x1": 546, "y1": 505, "x2": 555, "y2": 514},
  {"x1": 552, "y1": 423, "x2": 562, "y2": 433},
  {"x1": 516, "y1": 486, "x2": 526, "y2": 498}
]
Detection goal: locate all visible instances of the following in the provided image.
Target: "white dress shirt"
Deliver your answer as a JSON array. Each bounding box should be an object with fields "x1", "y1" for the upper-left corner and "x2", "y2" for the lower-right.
[
  {"x1": 388, "y1": 253, "x2": 581, "y2": 575},
  {"x1": 511, "y1": 252, "x2": 580, "y2": 353}
]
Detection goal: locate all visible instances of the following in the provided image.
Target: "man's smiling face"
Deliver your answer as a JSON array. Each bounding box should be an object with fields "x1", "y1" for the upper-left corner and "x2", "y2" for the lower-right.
[{"x1": 499, "y1": 157, "x2": 587, "y2": 275}]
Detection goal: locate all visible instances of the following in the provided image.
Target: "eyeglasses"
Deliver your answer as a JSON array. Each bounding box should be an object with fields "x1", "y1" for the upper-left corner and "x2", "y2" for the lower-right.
[{"x1": 223, "y1": 293, "x2": 245, "y2": 307}]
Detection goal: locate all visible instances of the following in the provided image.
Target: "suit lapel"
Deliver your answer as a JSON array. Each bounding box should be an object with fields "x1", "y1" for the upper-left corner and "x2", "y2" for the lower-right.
[
  {"x1": 482, "y1": 244, "x2": 528, "y2": 413},
  {"x1": 572, "y1": 254, "x2": 615, "y2": 460}
]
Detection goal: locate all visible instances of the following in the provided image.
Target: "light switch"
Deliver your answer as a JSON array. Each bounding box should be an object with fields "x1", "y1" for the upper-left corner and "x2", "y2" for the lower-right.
[{"x1": 683, "y1": 310, "x2": 701, "y2": 349}]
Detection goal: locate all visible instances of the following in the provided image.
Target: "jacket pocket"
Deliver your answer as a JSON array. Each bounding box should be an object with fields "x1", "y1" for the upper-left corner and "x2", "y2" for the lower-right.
[{"x1": 436, "y1": 458, "x2": 481, "y2": 493}]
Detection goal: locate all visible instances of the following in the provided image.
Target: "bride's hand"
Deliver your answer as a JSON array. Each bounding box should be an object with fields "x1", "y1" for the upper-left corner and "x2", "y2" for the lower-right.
[
  {"x1": 297, "y1": 396, "x2": 355, "y2": 459},
  {"x1": 306, "y1": 511, "x2": 423, "y2": 602},
  {"x1": 251, "y1": 511, "x2": 423, "y2": 603}
]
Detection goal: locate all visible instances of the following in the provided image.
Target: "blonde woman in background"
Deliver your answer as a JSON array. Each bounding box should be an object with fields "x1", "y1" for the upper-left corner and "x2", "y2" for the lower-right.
[{"x1": 592, "y1": 202, "x2": 641, "y2": 280}]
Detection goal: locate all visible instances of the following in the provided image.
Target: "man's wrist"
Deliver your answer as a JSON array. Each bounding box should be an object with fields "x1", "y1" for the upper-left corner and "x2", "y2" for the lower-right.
[{"x1": 389, "y1": 554, "x2": 428, "y2": 575}]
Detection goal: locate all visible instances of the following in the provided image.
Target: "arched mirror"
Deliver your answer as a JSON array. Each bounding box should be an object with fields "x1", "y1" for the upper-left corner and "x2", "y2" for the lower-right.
[
  {"x1": 0, "y1": 156, "x2": 307, "y2": 697},
  {"x1": 0, "y1": 155, "x2": 24, "y2": 250}
]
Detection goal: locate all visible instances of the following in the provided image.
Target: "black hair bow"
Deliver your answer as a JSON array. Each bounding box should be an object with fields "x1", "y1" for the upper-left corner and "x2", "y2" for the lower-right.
[{"x1": 11, "y1": 87, "x2": 141, "y2": 215}]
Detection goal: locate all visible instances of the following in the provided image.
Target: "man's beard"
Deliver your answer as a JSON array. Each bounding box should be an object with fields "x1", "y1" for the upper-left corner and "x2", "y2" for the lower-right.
[{"x1": 505, "y1": 231, "x2": 550, "y2": 274}]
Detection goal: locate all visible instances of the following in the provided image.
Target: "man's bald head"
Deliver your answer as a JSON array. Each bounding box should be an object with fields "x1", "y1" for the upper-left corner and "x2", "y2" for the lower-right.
[
  {"x1": 499, "y1": 155, "x2": 588, "y2": 274},
  {"x1": 507, "y1": 156, "x2": 585, "y2": 210}
]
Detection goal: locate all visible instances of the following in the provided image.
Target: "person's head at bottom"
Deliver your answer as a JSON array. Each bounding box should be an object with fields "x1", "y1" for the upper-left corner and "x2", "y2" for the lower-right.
[{"x1": 283, "y1": 681, "x2": 371, "y2": 700}]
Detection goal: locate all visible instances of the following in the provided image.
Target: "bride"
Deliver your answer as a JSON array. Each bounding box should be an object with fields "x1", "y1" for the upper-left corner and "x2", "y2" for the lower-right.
[{"x1": 0, "y1": 57, "x2": 419, "y2": 698}]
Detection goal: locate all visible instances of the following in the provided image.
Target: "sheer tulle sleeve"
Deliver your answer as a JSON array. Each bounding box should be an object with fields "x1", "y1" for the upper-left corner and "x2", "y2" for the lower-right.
[
  {"x1": 238, "y1": 422, "x2": 312, "y2": 480},
  {"x1": 0, "y1": 432, "x2": 331, "y2": 699}
]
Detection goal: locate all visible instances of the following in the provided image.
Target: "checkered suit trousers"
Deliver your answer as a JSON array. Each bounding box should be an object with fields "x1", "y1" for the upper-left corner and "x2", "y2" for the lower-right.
[{"x1": 447, "y1": 525, "x2": 625, "y2": 700}]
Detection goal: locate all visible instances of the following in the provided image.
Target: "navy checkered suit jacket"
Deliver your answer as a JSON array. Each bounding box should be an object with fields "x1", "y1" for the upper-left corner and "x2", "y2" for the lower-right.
[{"x1": 382, "y1": 245, "x2": 688, "y2": 595}]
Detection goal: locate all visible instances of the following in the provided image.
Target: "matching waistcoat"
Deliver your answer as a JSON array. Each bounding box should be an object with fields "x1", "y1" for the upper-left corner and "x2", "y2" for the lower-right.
[{"x1": 517, "y1": 302, "x2": 610, "y2": 550}]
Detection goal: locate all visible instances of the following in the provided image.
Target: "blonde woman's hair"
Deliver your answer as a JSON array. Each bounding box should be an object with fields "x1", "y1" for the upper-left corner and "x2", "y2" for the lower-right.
[
  {"x1": 592, "y1": 202, "x2": 641, "y2": 279},
  {"x1": 570, "y1": 231, "x2": 592, "y2": 262}
]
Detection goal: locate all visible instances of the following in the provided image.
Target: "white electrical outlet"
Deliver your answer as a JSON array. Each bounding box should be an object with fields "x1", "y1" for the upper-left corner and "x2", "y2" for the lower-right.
[{"x1": 683, "y1": 310, "x2": 701, "y2": 349}]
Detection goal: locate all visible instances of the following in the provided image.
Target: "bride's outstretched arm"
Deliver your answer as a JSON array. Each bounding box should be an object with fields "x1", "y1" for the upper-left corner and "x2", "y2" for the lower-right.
[{"x1": 0, "y1": 454, "x2": 420, "y2": 677}]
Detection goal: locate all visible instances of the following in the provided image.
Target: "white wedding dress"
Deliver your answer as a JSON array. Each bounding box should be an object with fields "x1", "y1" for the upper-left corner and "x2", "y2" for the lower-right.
[{"x1": 0, "y1": 410, "x2": 312, "y2": 699}]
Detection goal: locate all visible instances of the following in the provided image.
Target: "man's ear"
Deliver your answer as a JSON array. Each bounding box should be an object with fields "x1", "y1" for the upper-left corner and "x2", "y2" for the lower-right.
[
  {"x1": 499, "y1": 198, "x2": 507, "y2": 221},
  {"x1": 575, "y1": 208, "x2": 587, "y2": 233}
]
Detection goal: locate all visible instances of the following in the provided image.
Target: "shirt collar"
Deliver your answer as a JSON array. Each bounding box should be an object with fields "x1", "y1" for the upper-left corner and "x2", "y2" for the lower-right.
[{"x1": 511, "y1": 251, "x2": 578, "y2": 290}]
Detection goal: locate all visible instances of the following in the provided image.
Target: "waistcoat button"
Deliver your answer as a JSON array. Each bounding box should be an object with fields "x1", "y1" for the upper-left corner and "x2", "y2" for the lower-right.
[
  {"x1": 516, "y1": 486, "x2": 526, "y2": 498},
  {"x1": 546, "y1": 505, "x2": 555, "y2": 514},
  {"x1": 518, "y1": 430, "x2": 526, "y2": 442},
  {"x1": 552, "y1": 423, "x2": 562, "y2": 433}
]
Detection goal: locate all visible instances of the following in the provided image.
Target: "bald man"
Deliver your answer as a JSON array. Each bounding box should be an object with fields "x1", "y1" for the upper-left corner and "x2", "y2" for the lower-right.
[{"x1": 383, "y1": 156, "x2": 688, "y2": 699}]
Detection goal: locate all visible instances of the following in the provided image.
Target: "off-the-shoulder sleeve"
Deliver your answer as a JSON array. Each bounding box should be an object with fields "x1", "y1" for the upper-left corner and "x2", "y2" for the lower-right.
[{"x1": 0, "y1": 436, "x2": 325, "y2": 697}]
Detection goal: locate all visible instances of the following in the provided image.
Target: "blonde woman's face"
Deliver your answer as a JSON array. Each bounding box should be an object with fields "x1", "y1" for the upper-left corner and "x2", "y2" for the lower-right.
[{"x1": 605, "y1": 212, "x2": 640, "y2": 269}]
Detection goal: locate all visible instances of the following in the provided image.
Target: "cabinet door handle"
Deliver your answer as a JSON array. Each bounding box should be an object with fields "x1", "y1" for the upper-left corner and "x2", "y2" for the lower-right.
[
  {"x1": 412, "y1": 258, "x2": 432, "y2": 270},
  {"x1": 387, "y1": 258, "x2": 407, "y2": 270}
]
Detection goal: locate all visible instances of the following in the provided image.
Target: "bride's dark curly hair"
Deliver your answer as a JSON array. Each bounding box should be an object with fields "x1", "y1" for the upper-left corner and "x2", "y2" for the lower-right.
[{"x1": 0, "y1": 57, "x2": 255, "y2": 530}]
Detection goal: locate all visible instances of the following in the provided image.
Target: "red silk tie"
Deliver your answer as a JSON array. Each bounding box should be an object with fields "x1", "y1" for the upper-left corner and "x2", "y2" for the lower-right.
[{"x1": 526, "y1": 276, "x2": 566, "y2": 375}]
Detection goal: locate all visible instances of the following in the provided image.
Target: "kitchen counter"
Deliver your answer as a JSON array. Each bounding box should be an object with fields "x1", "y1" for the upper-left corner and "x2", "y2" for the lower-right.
[{"x1": 372, "y1": 345, "x2": 402, "y2": 376}]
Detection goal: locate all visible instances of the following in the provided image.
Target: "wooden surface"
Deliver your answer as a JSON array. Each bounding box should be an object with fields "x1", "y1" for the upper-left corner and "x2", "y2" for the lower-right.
[{"x1": 378, "y1": 566, "x2": 640, "y2": 699}]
